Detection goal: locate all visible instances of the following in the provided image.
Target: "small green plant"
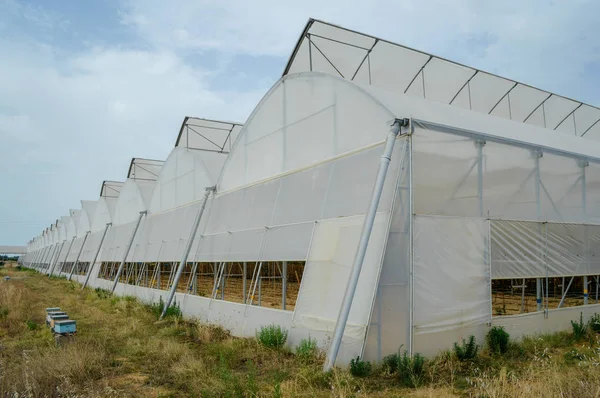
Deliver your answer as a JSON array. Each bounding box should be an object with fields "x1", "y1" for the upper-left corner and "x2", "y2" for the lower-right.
[
  {"x1": 382, "y1": 353, "x2": 400, "y2": 373},
  {"x1": 295, "y1": 337, "x2": 318, "y2": 362},
  {"x1": 453, "y1": 335, "x2": 479, "y2": 361},
  {"x1": 571, "y1": 312, "x2": 588, "y2": 340},
  {"x1": 256, "y1": 324, "x2": 288, "y2": 349},
  {"x1": 563, "y1": 348, "x2": 586, "y2": 364},
  {"x1": 397, "y1": 351, "x2": 426, "y2": 388},
  {"x1": 0, "y1": 306, "x2": 8, "y2": 319},
  {"x1": 26, "y1": 319, "x2": 39, "y2": 331},
  {"x1": 95, "y1": 287, "x2": 111, "y2": 299},
  {"x1": 589, "y1": 313, "x2": 600, "y2": 333},
  {"x1": 150, "y1": 296, "x2": 182, "y2": 319},
  {"x1": 486, "y1": 326, "x2": 510, "y2": 354},
  {"x1": 349, "y1": 356, "x2": 371, "y2": 377}
]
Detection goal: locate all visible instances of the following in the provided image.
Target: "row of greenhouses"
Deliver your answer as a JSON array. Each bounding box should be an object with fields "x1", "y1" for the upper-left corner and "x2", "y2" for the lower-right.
[{"x1": 22, "y1": 19, "x2": 600, "y2": 367}]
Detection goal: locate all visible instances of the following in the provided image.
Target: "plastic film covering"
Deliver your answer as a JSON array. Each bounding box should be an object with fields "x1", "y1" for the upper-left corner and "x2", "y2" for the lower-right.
[
  {"x1": 149, "y1": 146, "x2": 226, "y2": 214},
  {"x1": 113, "y1": 179, "x2": 155, "y2": 225},
  {"x1": 127, "y1": 158, "x2": 164, "y2": 181},
  {"x1": 219, "y1": 73, "x2": 395, "y2": 192},
  {"x1": 412, "y1": 126, "x2": 600, "y2": 223},
  {"x1": 413, "y1": 216, "x2": 491, "y2": 335},
  {"x1": 290, "y1": 213, "x2": 390, "y2": 364},
  {"x1": 284, "y1": 20, "x2": 600, "y2": 139},
  {"x1": 491, "y1": 220, "x2": 600, "y2": 278},
  {"x1": 176, "y1": 117, "x2": 243, "y2": 152},
  {"x1": 90, "y1": 197, "x2": 117, "y2": 232}
]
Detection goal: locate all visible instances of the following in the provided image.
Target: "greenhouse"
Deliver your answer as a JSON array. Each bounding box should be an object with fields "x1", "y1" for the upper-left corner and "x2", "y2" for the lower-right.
[{"x1": 22, "y1": 19, "x2": 600, "y2": 367}]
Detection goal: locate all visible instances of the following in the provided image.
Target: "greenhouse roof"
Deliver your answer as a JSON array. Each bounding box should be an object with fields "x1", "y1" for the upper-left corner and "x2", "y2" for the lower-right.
[
  {"x1": 100, "y1": 181, "x2": 124, "y2": 198},
  {"x1": 284, "y1": 19, "x2": 600, "y2": 139},
  {"x1": 175, "y1": 117, "x2": 244, "y2": 152},
  {"x1": 127, "y1": 158, "x2": 164, "y2": 181}
]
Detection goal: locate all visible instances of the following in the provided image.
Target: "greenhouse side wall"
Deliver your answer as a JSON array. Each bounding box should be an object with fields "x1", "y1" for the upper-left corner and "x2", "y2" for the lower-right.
[{"x1": 409, "y1": 122, "x2": 600, "y2": 357}]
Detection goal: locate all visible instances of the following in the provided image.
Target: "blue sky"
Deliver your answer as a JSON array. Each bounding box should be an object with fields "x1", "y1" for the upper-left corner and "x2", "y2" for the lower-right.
[{"x1": 1, "y1": 0, "x2": 599, "y2": 246}]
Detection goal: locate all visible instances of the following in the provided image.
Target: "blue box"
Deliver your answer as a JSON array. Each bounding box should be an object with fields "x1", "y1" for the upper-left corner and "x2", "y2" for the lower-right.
[
  {"x1": 50, "y1": 314, "x2": 69, "y2": 329},
  {"x1": 46, "y1": 311, "x2": 67, "y2": 326},
  {"x1": 54, "y1": 320, "x2": 76, "y2": 334},
  {"x1": 45, "y1": 307, "x2": 61, "y2": 313}
]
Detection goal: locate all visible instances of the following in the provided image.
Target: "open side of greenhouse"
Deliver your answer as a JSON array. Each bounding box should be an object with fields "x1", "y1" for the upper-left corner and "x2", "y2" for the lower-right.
[{"x1": 22, "y1": 20, "x2": 600, "y2": 366}]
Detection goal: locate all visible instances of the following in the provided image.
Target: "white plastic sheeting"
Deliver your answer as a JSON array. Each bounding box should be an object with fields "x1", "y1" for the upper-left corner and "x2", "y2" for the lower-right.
[
  {"x1": 127, "y1": 158, "x2": 164, "y2": 181},
  {"x1": 413, "y1": 216, "x2": 491, "y2": 335},
  {"x1": 90, "y1": 197, "x2": 117, "y2": 232},
  {"x1": 113, "y1": 179, "x2": 155, "y2": 225},
  {"x1": 219, "y1": 73, "x2": 395, "y2": 192},
  {"x1": 290, "y1": 213, "x2": 390, "y2": 364},
  {"x1": 175, "y1": 117, "x2": 243, "y2": 152},
  {"x1": 284, "y1": 20, "x2": 600, "y2": 140},
  {"x1": 149, "y1": 146, "x2": 226, "y2": 214}
]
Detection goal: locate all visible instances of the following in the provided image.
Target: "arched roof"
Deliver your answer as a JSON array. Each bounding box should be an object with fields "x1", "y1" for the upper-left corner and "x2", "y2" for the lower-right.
[
  {"x1": 90, "y1": 197, "x2": 118, "y2": 232},
  {"x1": 78, "y1": 200, "x2": 96, "y2": 236},
  {"x1": 284, "y1": 19, "x2": 600, "y2": 139},
  {"x1": 220, "y1": 72, "x2": 600, "y2": 194},
  {"x1": 175, "y1": 117, "x2": 243, "y2": 152},
  {"x1": 127, "y1": 158, "x2": 165, "y2": 181},
  {"x1": 114, "y1": 178, "x2": 155, "y2": 224}
]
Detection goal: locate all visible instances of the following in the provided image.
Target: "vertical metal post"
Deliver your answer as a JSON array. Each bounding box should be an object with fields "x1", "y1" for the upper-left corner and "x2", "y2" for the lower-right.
[
  {"x1": 160, "y1": 186, "x2": 214, "y2": 319},
  {"x1": 324, "y1": 118, "x2": 407, "y2": 371},
  {"x1": 520, "y1": 278, "x2": 526, "y2": 313},
  {"x1": 243, "y1": 262, "x2": 247, "y2": 304},
  {"x1": 282, "y1": 261, "x2": 288, "y2": 310},
  {"x1": 258, "y1": 277, "x2": 262, "y2": 306},
  {"x1": 48, "y1": 240, "x2": 66, "y2": 277},
  {"x1": 558, "y1": 276, "x2": 575, "y2": 308},
  {"x1": 82, "y1": 223, "x2": 111, "y2": 290},
  {"x1": 111, "y1": 211, "x2": 146, "y2": 294},
  {"x1": 221, "y1": 263, "x2": 226, "y2": 300},
  {"x1": 476, "y1": 140, "x2": 485, "y2": 217},
  {"x1": 69, "y1": 231, "x2": 90, "y2": 281},
  {"x1": 584, "y1": 275, "x2": 589, "y2": 305},
  {"x1": 534, "y1": 151, "x2": 542, "y2": 312}
]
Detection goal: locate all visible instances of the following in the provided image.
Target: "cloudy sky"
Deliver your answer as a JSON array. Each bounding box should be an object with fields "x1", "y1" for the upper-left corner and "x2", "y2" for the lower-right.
[{"x1": 1, "y1": 0, "x2": 599, "y2": 246}]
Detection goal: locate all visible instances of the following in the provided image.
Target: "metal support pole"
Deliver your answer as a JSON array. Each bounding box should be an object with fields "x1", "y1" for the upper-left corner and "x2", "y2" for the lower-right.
[
  {"x1": 558, "y1": 276, "x2": 575, "y2": 308},
  {"x1": 48, "y1": 240, "x2": 66, "y2": 277},
  {"x1": 69, "y1": 231, "x2": 90, "y2": 281},
  {"x1": 111, "y1": 211, "x2": 146, "y2": 294},
  {"x1": 161, "y1": 186, "x2": 214, "y2": 319},
  {"x1": 221, "y1": 263, "x2": 226, "y2": 300},
  {"x1": 258, "y1": 277, "x2": 262, "y2": 306},
  {"x1": 520, "y1": 278, "x2": 526, "y2": 313},
  {"x1": 282, "y1": 261, "x2": 288, "y2": 310},
  {"x1": 476, "y1": 140, "x2": 485, "y2": 217},
  {"x1": 534, "y1": 151, "x2": 542, "y2": 312},
  {"x1": 584, "y1": 275, "x2": 589, "y2": 305},
  {"x1": 82, "y1": 223, "x2": 111, "y2": 290},
  {"x1": 243, "y1": 262, "x2": 247, "y2": 304},
  {"x1": 58, "y1": 236, "x2": 76, "y2": 276},
  {"x1": 323, "y1": 118, "x2": 408, "y2": 371}
]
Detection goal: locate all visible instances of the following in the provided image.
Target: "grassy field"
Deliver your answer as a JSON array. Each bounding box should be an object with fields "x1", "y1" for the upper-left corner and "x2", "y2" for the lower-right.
[{"x1": 2, "y1": 266, "x2": 600, "y2": 397}]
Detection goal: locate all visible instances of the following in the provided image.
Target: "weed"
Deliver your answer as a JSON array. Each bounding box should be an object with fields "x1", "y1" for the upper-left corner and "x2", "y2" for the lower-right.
[
  {"x1": 0, "y1": 305, "x2": 8, "y2": 319},
  {"x1": 487, "y1": 326, "x2": 510, "y2": 354},
  {"x1": 149, "y1": 296, "x2": 182, "y2": 320},
  {"x1": 295, "y1": 337, "x2": 318, "y2": 362},
  {"x1": 349, "y1": 356, "x2": 371, "y2": 377},
  {"x1": 453, "y1": 335, "x2": 479, "y2": 361},
  {"x1": 94, "y1": 288, "x2": 111, "y2": 300},
  {"x1": 397, "y1": 351, "x2": 426, "y2": 388},
  {"x1": 25, "y1": 319, "x2": 39, "y2": 330},
  {"x1": 256, "y1": 324, "x2": 288, "y2": 349},
  {"x1": 571, "y1": 312, "x2": 588, "y2": 340},
  {"x1": 382, "y1": 353, "x2": 400, "y2": 373},
  {"x1": 589, "y1": 313, "x2": 600, "y2": 333}
]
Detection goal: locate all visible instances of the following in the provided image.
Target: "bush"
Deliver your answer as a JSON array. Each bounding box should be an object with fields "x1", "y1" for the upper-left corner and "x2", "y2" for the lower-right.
[
  {"x1": 150, "y1": 296, "x2": 182, "y2": 320},
  {"x1": 26, "y1": 319, "x2": 39, "y2": 331},
  {"x1": 349, "y1": 356, "x2": 371, "y2": 377},
  {"x1": 486, "y1": 326, "x2": 510, "y2": 354},
  {"x1": 571, "y1": 312, "x2": 588, "y2": 340},
  {"x1": 256, "y1": 324, "x2": 288, "y2": 349},
  {"x1": 95, "y1": 288, "x2": 111, "y2": 300},
  {"x1": 397, "y1": 351, "x2": 425, "y2": 388},
  {"x1": 0, "y1": 306, "x2": 8, "y2": 319},
  {"x1": 589, "y1": 313, "x2": 600, "y2": 333},
  {"x1": 382, "y1": 353, "x2": 400, "y2": 373},
  {"x1": 453, "y1": 335, "x2": 479, "y2": 361},
  {"x1": 295, "y1": 337, "x2": 318, "y2": 362}
]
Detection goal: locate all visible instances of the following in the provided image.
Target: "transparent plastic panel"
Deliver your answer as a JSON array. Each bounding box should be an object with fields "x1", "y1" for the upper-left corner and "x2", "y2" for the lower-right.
[
  {"x1": 468, "y1": 73, "x2": 514, "y2": 114},
  {"x1": 368, "y1": 41, "x2": 429, "y2": 92},
  {"x1": 220, "y1": 73, "x2": 394, "y2": 191},
  {"x1": 308, "y1": 21, "x2": 375, "y2": 50},
  {"x1": 413, "y1": 216, "x2": 491, "y2": 334},
  {"x1": 508, "y1": 84, "x2": 549, "y2": 123},
  {"x1": 543, "y1": 95, "x2": 580, "y2": 130},
  {"x1": 113, "y1": 179, "x2": 148, "y2": 226},
  {"x1": 422, "y1": 58, "x2": 473, "y2": 104},
  {"x1": 491, "y1": 220, "x2": 545, "y2": 278},
  {"x1": 262, "y1": 222, "x2": 314, "y2": 261},
  {"x1": 574, "y1": 106, "x2": 600, "y2": 136},
  {"x1": 291, "y1": 213, "x2": 390, "y2": 359},
  {"x1": 309, "y1": 35, "x2": 367, "y2": 79},
  {"x1": 90, "y1": 198, "x2": 116, "y2": 232}
]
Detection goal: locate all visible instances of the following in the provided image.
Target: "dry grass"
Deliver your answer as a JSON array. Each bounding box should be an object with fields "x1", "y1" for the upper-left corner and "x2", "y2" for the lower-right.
[{"x1": 3, "y1": 267, "x2": 600, "y2": 397}]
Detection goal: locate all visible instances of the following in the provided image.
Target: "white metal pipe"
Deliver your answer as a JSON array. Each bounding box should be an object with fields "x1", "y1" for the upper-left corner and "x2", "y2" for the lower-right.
[
  {"x1": 282, "y1": 261, "x2": 288, "y2": 310},
  {"x1": 323, "y1": 118, "x2": 406, "y2": 371},
  {"x1": 584, "y1": 275, "x2": 589, "y2": 305},
  {"x1": 558, "y1": 276, "x2": 575, "y2": 308},
  {"x1": 111, "y1": 212, "x2": 146, "y2": 294},
  {"x1": 161, "y1": 187, "x2": 214, "y2": 319},
  {"x1": 69, "y1": 231, "x2": 90, "y2": 281},
  {"x1": 82, "y1": 223, "x2": 111, "y2": 290},
  {"x1": 48, "y1": 240, "x2": 66, "y2": 277}
]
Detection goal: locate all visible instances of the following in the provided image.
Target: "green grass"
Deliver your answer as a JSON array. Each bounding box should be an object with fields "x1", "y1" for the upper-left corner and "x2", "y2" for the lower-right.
[{"x1": 256, "y1": 324, "x2": 288, "y2": 350}]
